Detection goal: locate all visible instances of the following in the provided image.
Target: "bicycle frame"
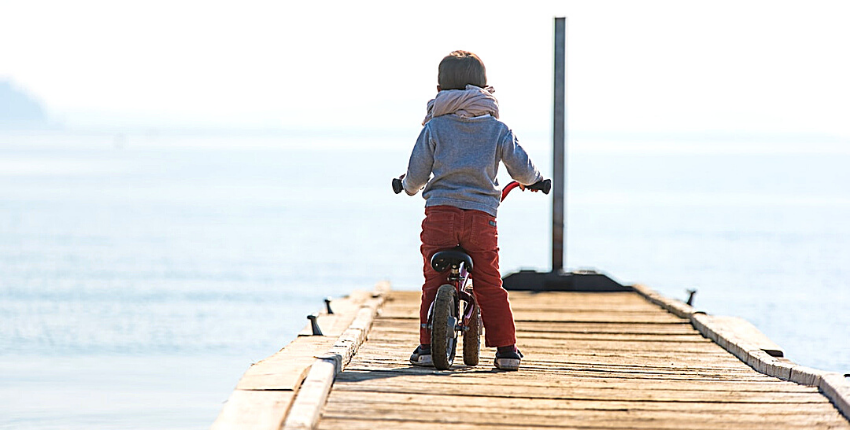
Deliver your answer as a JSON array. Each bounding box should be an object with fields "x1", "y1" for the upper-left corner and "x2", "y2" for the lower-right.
[
  {"x1": 452, "y1": 262, "x2": 477, "y2": 331},
  {"x1": 424, "y1": 260, "x2": 475, "y2": 333}
]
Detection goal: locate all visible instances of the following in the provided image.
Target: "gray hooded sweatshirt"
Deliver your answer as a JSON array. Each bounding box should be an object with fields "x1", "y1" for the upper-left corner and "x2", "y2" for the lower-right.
[{"x1": 402, "y1": 114, "x2": 542, "y2": 216}]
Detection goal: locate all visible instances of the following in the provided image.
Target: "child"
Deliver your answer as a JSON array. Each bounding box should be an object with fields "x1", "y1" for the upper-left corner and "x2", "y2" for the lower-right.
[{"x1": 400, "y1": 50, "x2": 543, "y2": 371}]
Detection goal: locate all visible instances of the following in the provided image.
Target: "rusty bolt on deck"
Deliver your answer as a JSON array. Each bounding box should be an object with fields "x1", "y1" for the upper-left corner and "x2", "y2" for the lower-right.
[
  {"x1": 686, "y1": 289, "x2": 697, "y2": 306},
  {"x1": 307, "y1": 314, "x2": 323, "y2": 336}
]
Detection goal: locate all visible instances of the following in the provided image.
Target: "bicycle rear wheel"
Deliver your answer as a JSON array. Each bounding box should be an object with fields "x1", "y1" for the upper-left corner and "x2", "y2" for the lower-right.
[
  {"x1": 430, "y1": 284, "x2": 458, "y2": 370},
  {"x1": 462, "y1": 299, "x2": 480, "y2": 366}
]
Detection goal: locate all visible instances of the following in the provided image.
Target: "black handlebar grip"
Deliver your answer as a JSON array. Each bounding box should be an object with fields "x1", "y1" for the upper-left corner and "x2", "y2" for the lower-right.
[
  {"x1": 528, "y1": 179, "x2": 551, "y2": 194},
  {"x1": 392, "y1": 178, "x2": 403, "y2": 194}
]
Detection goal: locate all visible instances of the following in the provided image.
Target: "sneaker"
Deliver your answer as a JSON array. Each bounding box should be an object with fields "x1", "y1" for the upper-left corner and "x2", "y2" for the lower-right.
[
  {"x1": 494, "y1": 346, "x2": 523, "y2": 371},
  {"x1": 409, "y1": 345, "x2": 433, "y2": 367}
]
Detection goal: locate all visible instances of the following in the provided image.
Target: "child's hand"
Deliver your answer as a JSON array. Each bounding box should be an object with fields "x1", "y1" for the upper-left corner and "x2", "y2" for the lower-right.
[{"x1": 518, "y1": 183, "x2": 540, "y2": 192}]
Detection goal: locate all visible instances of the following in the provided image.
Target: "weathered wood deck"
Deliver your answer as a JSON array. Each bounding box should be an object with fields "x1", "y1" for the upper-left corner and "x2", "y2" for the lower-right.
[{"x1": 213, "y1": 284, "x2": 850, "y2": 430}]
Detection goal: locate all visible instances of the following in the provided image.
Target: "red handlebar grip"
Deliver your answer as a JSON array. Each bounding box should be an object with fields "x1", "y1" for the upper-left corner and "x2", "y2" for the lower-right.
[{"x1": 501, "y1": 181, "x2": 522, "y2": 201}]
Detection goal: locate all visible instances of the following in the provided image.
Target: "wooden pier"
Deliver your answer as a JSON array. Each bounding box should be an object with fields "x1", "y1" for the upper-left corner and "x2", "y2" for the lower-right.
[{"x1": 213, "y1": 283, "x2": 850, "y2": 429}]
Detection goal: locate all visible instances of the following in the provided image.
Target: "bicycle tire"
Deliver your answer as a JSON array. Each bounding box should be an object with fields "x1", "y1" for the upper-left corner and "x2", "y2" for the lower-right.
[
  {"x1": 462, "y1": 300, "x2": 480, "y2": 366},
  {"x1": 430, "y1": 284, "x2": 458, "y2": 370}
]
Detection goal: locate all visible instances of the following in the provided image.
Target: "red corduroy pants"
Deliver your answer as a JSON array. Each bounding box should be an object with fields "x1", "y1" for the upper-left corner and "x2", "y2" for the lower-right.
[{"x1": 418, "y1": 205, "x2": 517, "y2": 348}]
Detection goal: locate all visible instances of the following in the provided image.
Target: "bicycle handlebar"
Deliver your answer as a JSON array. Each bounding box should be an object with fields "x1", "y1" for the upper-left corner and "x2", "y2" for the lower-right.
[
  {"x1": 393, "y1": 176, "x2": 551, "y2": 200},
  {"x1": 501, "y1": 179, "x2": 551, "y2": 201}
]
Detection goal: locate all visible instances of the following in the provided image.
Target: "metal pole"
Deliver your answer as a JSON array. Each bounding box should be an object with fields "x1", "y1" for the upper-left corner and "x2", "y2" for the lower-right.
[{"x1": 552, "y1": 17, "x2": 566, "y2": 273}]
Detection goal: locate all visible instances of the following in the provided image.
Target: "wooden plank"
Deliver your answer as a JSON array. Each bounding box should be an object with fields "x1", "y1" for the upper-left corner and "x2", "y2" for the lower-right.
[
  {"x1": 374, "y1": 322, "x2": 692, "y2": 332},
  {"x1": 349, "y1": 347, "x2": 760, "y2": 371},
  {"x1": 320, "y1": 418, "x2": 561, "y2": 430},
  {"x1": 322, "y1": 402, "x2": 850, "y2": 424},
  {"x1": 348, "y1": 349, "x2": 749, "y2": 368},
  {"x1": 330, "y1": 381, "x2": 829, "y2": 403},
  {"x1": 820, "y1": 372, "x2": 850, "y2": 423},
  {"x1": 334, "y1": 373, "x2": 817, "y2": 393},
  {"x1": 379, "y1": 307, "x2": 687, "y2": 323},
  {"x1": 384, "y1": 302, "x2": 667, "y2": 313},
  {"x1": 633, "y1": 283, "x2": 699, "y2": 319},
  {"x1": 211, "y1": 390, "x2": 294, "y2": 430},
  {"x1": 282, "y1": 359, "x2": 336, "y2": 430},
  {"x1": 371, "y1": 325, "x2": 709, "y2": 342},
  {"x1": 326, "y1": 390, "x2": 842, "y2": 413},
  {"x1": 695, "y1": 314, "x2": 785, "y2": 357},
  {"x1": 343, "y1": 365, "x2": 778, "y2": 383},
  {"x1": 319, "y1": 417, "x2": 846, "y2": 430},
  {"x1": 319, "y1": 409, "x2": 849, "y2": 430}
]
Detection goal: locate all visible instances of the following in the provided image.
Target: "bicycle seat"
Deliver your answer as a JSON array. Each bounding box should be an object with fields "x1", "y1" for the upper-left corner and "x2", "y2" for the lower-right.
[{"x1": 430, "y1": 248, "x2": 474, "y2": 273}]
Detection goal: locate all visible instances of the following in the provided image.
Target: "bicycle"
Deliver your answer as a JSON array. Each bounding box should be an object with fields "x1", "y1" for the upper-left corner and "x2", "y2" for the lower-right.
[{"x1": 392, "y1": 177, "x2": 551, "y2": 370}]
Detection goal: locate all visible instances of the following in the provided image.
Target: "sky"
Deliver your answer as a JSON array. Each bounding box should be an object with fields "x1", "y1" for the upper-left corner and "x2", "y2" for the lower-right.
[{"x1": 2, "y1": 0, "x2": 850, "y2": 142}]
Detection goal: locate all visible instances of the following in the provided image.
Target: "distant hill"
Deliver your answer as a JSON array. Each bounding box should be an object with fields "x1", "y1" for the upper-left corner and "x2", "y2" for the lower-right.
[{"x1": 0, "y1": 80, "x2": 48, "y2": 128}]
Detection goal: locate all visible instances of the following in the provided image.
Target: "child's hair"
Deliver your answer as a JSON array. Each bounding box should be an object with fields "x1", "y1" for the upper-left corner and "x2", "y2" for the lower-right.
[{"x1": 438, "y1": 50, "x2": 487, "y2": 90}]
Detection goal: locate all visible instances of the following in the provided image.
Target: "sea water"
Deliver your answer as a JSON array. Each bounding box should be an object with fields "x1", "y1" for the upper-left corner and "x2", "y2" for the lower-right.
[{"x1": 1, "y1": 131, "x2": 848, "y2": 429}]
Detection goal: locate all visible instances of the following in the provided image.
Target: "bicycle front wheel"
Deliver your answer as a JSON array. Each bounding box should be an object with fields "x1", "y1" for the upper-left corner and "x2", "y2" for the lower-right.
[{"x1": 430, "y1": 284, "x2": 458, "y2": 370}]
